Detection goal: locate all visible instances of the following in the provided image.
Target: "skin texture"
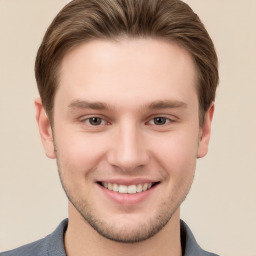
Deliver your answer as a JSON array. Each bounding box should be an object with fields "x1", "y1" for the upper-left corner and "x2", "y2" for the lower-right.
[{"x1": 35, "y1": 38, "x2": 214, "y2": 256}]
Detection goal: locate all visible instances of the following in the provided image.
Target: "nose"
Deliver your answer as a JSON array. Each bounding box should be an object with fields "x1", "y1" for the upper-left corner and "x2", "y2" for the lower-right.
[{"x1": 107, "y1": 123, "x2": 150, "y2": 172}]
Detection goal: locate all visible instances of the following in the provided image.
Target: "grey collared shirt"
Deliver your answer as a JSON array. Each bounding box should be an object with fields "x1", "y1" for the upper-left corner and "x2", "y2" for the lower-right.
[{"x1": 1, "y1": 219, "x2": 219, "y2": 256}]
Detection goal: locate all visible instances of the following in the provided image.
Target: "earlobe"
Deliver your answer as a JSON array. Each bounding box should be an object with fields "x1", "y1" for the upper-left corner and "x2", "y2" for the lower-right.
[
  {"x1": 35, "y1": 97, "x2": 56, "y2": 159},
  {"x1": 197, "y1": 103, "x2": 215, "y2": 159}
]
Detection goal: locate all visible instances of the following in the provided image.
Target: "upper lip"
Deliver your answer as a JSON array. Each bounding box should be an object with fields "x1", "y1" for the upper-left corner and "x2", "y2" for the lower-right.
[{"x1": 97, "y1": 178, "x2": 160, "y2": 186}]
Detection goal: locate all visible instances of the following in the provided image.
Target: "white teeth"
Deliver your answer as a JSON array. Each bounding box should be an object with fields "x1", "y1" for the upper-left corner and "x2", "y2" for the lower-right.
[
  {"x1": 127, "y1": 185, "x2": 137, "y2": 194},
  {"x1": 103, "y1": 182, "x2": 154, "y2": 194},
  {"x1": 142, "y1": 183, "x2": 148, "y2": 191},
  {"x1": 113, "y1": 184, "x2": 119, "y2": 192},
  {"x1": 136, "y1": 184, "x2": 143, "y2": 193},
  {"x1": 119, "y1": 185, "x2": 128, "y2": 194}
]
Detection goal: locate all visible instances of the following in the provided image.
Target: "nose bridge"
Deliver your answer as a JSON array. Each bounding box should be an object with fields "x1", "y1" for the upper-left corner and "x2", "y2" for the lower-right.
[{"x1": 107, "y1": 119, "x2": 149, "y2": 171}]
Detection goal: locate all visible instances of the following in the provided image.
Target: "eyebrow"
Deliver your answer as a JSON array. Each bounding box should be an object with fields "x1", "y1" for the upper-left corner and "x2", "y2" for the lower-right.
[
  {"x1": 68, "y1": 100, "x2": 112, "y2": 110},
  {"x1": 147, "y1": 100, "x2": 187, "y2": 110},
  {"x1": 68, "y1": 99, "x2": 187, "y2": 111}
]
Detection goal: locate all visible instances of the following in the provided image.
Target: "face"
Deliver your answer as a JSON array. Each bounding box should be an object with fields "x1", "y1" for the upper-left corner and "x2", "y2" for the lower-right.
[{"x1": 36, "y1": 38, "x2": 213, "y2": 243}]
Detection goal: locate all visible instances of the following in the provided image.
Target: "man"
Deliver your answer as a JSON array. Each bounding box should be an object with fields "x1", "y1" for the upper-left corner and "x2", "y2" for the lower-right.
[{"x1": 1, "y1": 0, "x2": 219, "y2": 255}]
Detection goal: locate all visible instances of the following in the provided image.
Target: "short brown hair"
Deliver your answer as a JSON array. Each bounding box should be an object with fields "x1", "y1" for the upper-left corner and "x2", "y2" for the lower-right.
[{"x1": 35, "y1": 0, "x2": 218, "y2": 125}]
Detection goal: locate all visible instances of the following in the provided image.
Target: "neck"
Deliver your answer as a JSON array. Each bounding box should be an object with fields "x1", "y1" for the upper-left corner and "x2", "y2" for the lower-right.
[{"x1": 64, "y1": 204, "x2": 182, "y2": 256}]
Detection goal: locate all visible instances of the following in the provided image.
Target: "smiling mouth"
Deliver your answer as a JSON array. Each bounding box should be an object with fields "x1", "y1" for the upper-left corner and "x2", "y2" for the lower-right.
[{"x1": 98, "y1": 182, "x2": 160, "y2": 194}]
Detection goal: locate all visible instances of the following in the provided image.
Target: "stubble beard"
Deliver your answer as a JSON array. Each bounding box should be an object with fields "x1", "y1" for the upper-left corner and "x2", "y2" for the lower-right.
[
  {"x1": 63, "y1": 191, "x2": 177, "y2": 243},
  {"x1": 56, "y1": 165, "x2": 194, "y2": 244},
  {"x1": 54, "y1": 138, "x2": 195, "y2": 244}
]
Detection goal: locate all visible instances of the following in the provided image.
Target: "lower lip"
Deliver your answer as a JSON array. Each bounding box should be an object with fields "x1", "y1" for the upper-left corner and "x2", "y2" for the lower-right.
[{"x1": 97, "y1": 183, "x2": 159, "y2": 205}]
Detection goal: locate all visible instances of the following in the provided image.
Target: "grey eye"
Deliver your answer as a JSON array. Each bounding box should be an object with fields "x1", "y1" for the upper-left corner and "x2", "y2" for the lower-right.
[
  {"x1": 88, "y1": 117, "x2": 103, "y2": 126},
  {"x1": 153, "y1": 117, "x2": 168, "y2": 125}
]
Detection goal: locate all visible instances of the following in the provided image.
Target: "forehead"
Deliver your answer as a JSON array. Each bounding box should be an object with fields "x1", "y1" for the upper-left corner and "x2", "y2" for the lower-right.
[{"x1": 56, "y1": 38, "x2": 198, "y2": 111}]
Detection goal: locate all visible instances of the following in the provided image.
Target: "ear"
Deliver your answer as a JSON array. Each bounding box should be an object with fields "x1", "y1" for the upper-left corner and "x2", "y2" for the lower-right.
[
  {"x1": 197, "y1": 103, "x2": 215, "y2": 158},
  {"x1": 35, "y1": 97, "x2": 56, "y2": 159}
]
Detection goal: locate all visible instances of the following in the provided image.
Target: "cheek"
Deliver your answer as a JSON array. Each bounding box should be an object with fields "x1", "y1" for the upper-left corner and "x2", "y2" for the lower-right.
[
  {"x1": 54, "y1": 130, "x2": 108, "y2": 175},
  {"x1": 151, "y1": 130, "x2": 199, "y2": 175}
]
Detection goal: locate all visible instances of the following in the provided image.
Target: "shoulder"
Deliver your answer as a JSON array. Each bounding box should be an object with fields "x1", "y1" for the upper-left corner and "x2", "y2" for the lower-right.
[
  {"x1": 0, "y1": 219, "x2": 68, "y2": 256},
  {"x1": 180, "y1": 220, "x2": 220, "y2": 256},
  {"x1": 0, "y1": 237, "x2": 48, "y2": 256}
]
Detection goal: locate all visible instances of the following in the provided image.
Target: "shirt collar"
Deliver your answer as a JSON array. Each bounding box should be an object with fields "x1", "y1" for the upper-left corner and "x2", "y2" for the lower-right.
[
  {"x1": 46, "y1": 219, "x2": 217, "y2": 256},
  {"x1": 180, "y1": 220, "x2": 218, "y2": 256}
]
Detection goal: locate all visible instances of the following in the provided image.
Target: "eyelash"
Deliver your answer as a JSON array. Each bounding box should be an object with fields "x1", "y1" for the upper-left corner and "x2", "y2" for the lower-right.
[
  {"x1": 147, "y1": 117, "x2": 171, "y2": 126},
  {"x1": 84, "y1": 117, "x2": 109, "y2": 126},
  {"x1": 81, "y1": 116, "x2": 173, "y2": 127}
]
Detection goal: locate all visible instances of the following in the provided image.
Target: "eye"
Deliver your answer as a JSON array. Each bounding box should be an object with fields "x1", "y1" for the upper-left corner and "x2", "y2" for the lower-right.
[
  {"x1": 84, "y1": 117, "x2": 107, "y2": 126},
  {"x1": 148, "y1": 117, "x2": 171, "y2": 126}
]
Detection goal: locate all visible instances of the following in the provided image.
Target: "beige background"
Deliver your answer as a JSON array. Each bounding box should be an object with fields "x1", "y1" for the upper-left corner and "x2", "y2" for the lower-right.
[{"x1": 0, "y1": 0, "x2": 255, "y2": 255}]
